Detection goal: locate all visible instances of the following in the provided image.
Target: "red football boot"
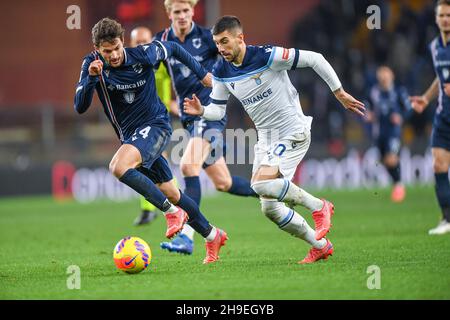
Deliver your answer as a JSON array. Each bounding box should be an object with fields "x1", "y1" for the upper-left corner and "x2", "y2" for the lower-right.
[
  {"x1": 203, "y1": 229, "x2": 228, "y2": 264},
  {"x1": 164, "y1": 207, "x2": 188, "y2": 239},
  {"x1": 312, "y1": 200, "x2": 335, "y2": 240},
  {"x1": 299, "y1": 239, "x2": 334, "y2": 264}
]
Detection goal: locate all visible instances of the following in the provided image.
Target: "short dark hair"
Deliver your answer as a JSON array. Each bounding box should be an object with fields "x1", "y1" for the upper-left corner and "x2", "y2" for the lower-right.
[
  {"x1": 437, "y1": 0, "x2": 450, "y2": 8},
  {"x1": 212, "y1": 15, "x2": 242, "y2": 35},
  {"x1": 92, "y1": 18, "x2": 125, "y2": 47}
]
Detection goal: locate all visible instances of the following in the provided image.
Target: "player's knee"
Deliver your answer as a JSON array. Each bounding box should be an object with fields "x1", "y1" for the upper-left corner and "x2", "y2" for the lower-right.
[
  {"x1": 109, "y1": 159, "x2": 123, "y2": 178},
  {"x1": 433, "y1": 157, "x2": 448, "y2": 173},
  {"x1": 180, "y1": 162, "x2": 201, "y2": 177},
  {"x1": 260, "y1": 200, "x2": 284, "y2": 224},
  {"x1": 214, "y1": 178, "x2": 231, "y2": 192},
  {"x1": 384, "y1": 154, "x2": 398, "y2": 167},
  {"x1": 251, "y1": 179, "x2": 279, "y2": 198}
]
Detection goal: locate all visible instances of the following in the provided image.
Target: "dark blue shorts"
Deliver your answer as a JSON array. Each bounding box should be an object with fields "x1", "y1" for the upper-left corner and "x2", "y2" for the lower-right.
[
  {"x1": 183, "y1": 119, "x2": 227, "y2": 169},
  {"x1": 124, "y1": 124, "x2": 173, "y2": 184},
  {"x1": 431, "y1": 126, "x2": 450, "y2": 151},
  {"x1": 376, "y1": 135, "x2": 401, "y2": 157}
]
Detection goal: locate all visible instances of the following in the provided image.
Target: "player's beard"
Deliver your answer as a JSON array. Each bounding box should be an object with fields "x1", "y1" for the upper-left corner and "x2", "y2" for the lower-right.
[{"x1": 230, "y1": 47, "x2": 241, "y2": 64}]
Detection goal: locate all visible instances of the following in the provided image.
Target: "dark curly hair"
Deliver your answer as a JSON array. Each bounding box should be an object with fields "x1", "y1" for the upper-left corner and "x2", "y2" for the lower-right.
[{"x1": 91, "y1": 17, "x2": 125, "y2": 47}]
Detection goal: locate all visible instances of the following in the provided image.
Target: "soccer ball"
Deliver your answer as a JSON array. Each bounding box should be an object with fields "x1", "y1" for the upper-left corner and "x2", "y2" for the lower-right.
[{"x1": 113, "y1": 236, "x2": 152, "y2": 274}]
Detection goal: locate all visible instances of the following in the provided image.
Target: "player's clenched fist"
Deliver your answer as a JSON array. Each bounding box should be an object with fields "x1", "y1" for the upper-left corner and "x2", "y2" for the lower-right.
[{"x1": 89, "y1": 60, "x2": 103, "y2": 76}]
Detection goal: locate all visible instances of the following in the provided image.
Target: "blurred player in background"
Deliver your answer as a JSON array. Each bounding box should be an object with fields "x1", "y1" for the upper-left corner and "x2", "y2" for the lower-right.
[
  {"x1": 365, "y1": 66, "x2": 411, "y2": 203},
  {"x1": 74, "y1": 18, "x2": 228, "y2": 263},
  {"x1": 129, "y1": 26, "x2": 180, "y2": 226},
  {"x1": 410, "y1": 0, "x2": 450, "y2": 235},
  {"x1": 156, "y1": 0, "x2": 258, "y2": 255},
  {"x1": 184, "y1": 16, "x2": 365, "y2": 264}
]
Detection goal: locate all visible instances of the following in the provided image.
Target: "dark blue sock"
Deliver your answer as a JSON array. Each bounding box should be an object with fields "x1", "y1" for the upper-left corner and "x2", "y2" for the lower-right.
[
  {"x1": 119, "y1": 169, "x2": 170, "y2": 212},
  {"x1": 228, "y1": 176, "x2": 258, "y2": 197},
  {"x1": 176, "y1": 191, "x2": 212, "y2": 238},
  {"x1": 184, "y1": 176, "x2": 201, "y2": 205},
  {"x1": 387, "y1": 164, "x2": 401, "y2": 183},
  {"x1": 435, "y1": 172, "x2": 450, "y2": 221}
]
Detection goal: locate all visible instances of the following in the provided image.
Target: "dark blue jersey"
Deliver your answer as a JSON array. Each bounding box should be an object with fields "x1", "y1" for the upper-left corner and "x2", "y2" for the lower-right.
[
  {"x1": 155, "y1": 23, "x2": 222, "y2": 124},
  {"x1": 430, "y1": 36, "x2": 450, "y2": 132},
  {"x1": 74, "y1": 41, "x2": 208, "y2": 141},
  {"x1": 367, "y1": 84, "x2": 411, "y2": 139}
]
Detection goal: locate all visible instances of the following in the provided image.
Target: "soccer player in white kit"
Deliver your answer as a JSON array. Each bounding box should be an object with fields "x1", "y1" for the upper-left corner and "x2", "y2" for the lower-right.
[{"x1": 184, "y1": 16, "x2": 365, "y2": 263}]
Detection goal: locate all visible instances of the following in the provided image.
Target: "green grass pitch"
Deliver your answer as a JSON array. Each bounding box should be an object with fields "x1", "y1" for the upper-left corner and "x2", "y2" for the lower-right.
[{"x1": 1, "y1": 186, "x2": 449, "y2": 299}]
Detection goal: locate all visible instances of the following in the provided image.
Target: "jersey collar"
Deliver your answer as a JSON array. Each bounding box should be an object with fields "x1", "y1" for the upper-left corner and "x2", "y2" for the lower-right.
[{"x1": 169, "y1": 22, "x2": 196, "y2": 41}]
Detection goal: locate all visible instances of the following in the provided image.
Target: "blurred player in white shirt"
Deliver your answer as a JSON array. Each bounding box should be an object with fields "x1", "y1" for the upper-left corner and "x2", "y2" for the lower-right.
[{"x1": 184, "y1": 16, "x2": 365, "y2": 264}]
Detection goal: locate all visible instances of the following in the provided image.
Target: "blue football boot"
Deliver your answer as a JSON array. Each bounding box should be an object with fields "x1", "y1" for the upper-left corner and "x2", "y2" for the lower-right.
[{"x1": 160, "y1": 233, "x2": 194, "y2": 255}]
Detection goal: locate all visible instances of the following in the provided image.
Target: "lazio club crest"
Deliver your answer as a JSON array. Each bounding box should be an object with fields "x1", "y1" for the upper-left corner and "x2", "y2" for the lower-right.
[
  {"x1": 123, "y1": 91, "x2": 135, "y2": 104},
  {"x1": 251, "y1": 73, "x2": 263, "y2": 85},
  {"x1": 192, "y1": 38, "x2": 202, "y2": 49}
]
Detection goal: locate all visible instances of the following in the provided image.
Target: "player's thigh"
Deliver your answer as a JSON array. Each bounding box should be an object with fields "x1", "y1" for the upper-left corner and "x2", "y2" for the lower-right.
[
  {"x1": 109, "y1": 144, "x2": 142, "y2": 178},
  {"x1": 204, "y1": 157, "x2": 232, "y2": 191},
  {"x1": 432, "y1": 147, "x2": 450, "y2": 173},
  {"x1": 180, "y1": 137, "x2": 211, "y2": 175},
  {"x1": 252, "y1": 133, "x2": 310, "y2": 183}
]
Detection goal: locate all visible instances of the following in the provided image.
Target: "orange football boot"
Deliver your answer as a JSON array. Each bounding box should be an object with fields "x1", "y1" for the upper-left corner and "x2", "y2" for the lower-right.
[
  {"x1": 299, "y1": 239, "x2": 334, "y2": 264},
  {"x1": 391, "y1": 184, "x2": 406, "y2": 203},
  {"x1": 312, "y1": 200, "x2": 335, "y2": 240},
  {"x1": 164, "y1": 207, "x2": 188, "y2": 239},
  {"x1": 203, "y1": 229, "x2": 228, "y2": 264}
]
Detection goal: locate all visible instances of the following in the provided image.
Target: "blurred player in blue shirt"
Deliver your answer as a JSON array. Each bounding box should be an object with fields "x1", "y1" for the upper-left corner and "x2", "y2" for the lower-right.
[
  {"x1": 410, "y1": 0, "x2": 450, "y2": 235},
  {"x1": 74, "y1": 18, "x2": 228, "y2": 263},
  {"x1": 366, "y1": 66, "x2": 411, "y2": 203},
  {"x1": 155, "y1": 0, "x2": 257, "y2": 255}
]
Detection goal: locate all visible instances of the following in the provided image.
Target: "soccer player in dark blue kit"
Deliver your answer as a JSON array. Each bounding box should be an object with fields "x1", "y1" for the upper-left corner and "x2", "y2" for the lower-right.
[
  {"x1": 410, "y1": 0, "x2": 450, "y2": 235},
  {"x1": 156, "y1": 0, "x2": 257, "y2": 254},
  {"x1": 74, "y1": 17, "x2": 228, "y2": 263},
  {"x1": 366, "y1": 66, "x2": 411, "y2": 203}
]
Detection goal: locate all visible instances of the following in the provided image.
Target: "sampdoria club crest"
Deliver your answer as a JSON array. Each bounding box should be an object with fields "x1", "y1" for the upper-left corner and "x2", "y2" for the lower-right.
[
  {"x1": 132, "y1": 63, "x2": 143, "y2": 74},
  {"x1": 124, "y1": 91, "x2": 135, "y2": 104},
  {"x1": 192, "y1": 38, "x2": 202, "y2": 49}
]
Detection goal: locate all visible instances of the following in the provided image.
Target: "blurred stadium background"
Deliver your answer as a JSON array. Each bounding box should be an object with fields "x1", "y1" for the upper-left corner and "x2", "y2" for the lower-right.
[{"x1": 0, "y1": 0, "x2": 438, "y2": 200}]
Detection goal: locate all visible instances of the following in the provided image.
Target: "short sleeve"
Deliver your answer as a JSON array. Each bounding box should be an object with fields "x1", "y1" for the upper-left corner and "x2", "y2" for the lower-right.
[{"x1": 269, "y1": 46, "x2": 300, "y2": 71}]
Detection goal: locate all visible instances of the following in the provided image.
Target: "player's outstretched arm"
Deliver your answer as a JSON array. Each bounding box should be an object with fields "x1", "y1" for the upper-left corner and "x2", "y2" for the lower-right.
[
  {"x1": 74, "y1": 58, "x2": 102, "y2": 114},
  {"x1": 409, "y1": 77, "x2": 439, "y2": 114},
  {"x1": 333, "y1": 87, "x2": 366, "y2": 116},
  {"x1": 285, "y1": 49, "x2": 365, "y2": 116},
  {"x1": 157, "y1": 41, "x2": 210, "y2": 87},
  {"x1": 183, "y1": 94, "x2": 227, "y2": 120}
]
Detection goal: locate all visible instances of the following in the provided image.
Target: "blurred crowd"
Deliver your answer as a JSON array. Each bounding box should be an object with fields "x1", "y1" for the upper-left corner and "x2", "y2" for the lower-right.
[{"x1": 287, "y1": 0, "x2": 437, "y2": 157}]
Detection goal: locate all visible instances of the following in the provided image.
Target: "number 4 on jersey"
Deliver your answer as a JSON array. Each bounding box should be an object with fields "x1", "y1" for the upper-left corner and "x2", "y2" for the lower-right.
[{"x1": 132, "y1": 126, "x2": 151, "y2": 141}]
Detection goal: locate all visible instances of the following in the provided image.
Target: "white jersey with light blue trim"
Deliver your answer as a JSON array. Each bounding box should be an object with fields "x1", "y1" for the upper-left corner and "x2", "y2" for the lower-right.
[{"x1": 211, "y1": 45, "x2": 312, "y2": 141}]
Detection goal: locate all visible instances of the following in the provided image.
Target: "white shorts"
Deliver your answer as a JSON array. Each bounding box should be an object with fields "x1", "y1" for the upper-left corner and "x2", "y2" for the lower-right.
[{"x1": 252, "y1": 131, "x2": 311, "y2": 181}]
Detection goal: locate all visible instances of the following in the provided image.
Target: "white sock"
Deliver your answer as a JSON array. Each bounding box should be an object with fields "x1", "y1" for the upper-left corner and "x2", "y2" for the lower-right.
[
  {"x1": 162, "y1": 204, "x2": 179, "y2": 215},
  {"x1": 280, "y1": 213, "x2": 326, "y2": 249},
  {"x1": 297, "y1": 188, "x2": 323, "y2": 212},
  {"x1": 252, "y1": 179, "x2": 323, "y2": 212},
  {"x1": 181, "y1": 224, "x2": 195, "y2": 240},
  {"x1": 205, "y1": 227, "x2": 217, "y2": 242},
  {"x1": 261, "y1": 199, "x2": 326, "y2": 248}
]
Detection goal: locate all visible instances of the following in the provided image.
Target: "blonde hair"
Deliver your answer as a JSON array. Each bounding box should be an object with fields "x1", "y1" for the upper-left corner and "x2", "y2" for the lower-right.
[{"x1": 164, "y1": 0, "x2": 198, "y2": 11}]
